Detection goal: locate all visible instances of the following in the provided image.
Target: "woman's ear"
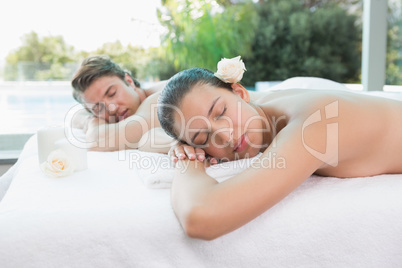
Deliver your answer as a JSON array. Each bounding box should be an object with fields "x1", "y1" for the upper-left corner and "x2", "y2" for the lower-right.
[{"x1": 231, "y1": 83, "x2": 250, "y2": 103}]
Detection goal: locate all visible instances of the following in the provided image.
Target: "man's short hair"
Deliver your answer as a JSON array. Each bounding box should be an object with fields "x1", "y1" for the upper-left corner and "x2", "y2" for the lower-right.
[{"x1": 71, "y1": 55, "x2": 140, "y2": 103}]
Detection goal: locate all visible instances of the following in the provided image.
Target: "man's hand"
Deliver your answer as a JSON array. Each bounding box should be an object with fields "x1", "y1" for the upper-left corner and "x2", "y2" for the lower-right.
[
  {"x1": 84, "y1": 117, "x2": 108, "y2": 150},
  {"x1": 71, "y1": 109, "x2": 95, "y2": 133},
  {"x1": 86, "y1": 116, "x2": 107, "y2": 132}
]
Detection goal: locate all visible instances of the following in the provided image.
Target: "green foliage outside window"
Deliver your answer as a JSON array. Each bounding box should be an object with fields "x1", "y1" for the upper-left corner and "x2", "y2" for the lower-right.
[
  {"x1": 241, "y1": 0, "x2": 361, "y2": 85},
  {"x1": 4, "y1": 32, "x2": 76, "y2": 81},
  {"x1": 158, "y1": 0, "x2": 259, "y2": 71},
  {"x1": 2, "y1": 0, "x2": 401, "y2": 86},
  {"x1": 386, "y1": 0, "x2": 402, "y2": 85}
]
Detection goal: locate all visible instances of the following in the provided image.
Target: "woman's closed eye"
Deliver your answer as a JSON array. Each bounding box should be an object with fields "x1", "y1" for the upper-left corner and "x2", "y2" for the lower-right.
[
  {"x1": 198, "y1": 106, "x2": 226, "y2": 146},
  {"x1": 201, "y1": 134, "x2": 209, "y2": 146},
  {"x1": 216, "y1": 106, "x2": 227, "y2": 120},
  {"x1": 192, "y1": 132, "x2": 209, "y2": 148}
]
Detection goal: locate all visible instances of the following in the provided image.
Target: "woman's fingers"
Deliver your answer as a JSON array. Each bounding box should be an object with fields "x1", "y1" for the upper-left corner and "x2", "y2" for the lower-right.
[
  {"x1": 168, "y1": 147, "x2": 178, "y2": 162},
  {"x1": 208, "y1": 157, "x2": 219, "y2": 165},
  {"x1": 169, "y1": 144, "x2": 207, "y2": 163},
  {"x1": 174, "y1": 146, "x2": 187, "y2": 160},
  {"x1": 170, "y1": 144, "x2": 196, "y2": 162},
  {"x1": 194, "y1": 148, "x2": 205, "y2": 161},
  {"x1": 183, "y1": 146, "x2": 197, "y2": 160}
]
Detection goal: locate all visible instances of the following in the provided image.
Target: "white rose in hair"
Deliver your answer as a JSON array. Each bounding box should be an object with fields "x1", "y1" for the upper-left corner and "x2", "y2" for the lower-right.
[
  {"x1": 214, "y1": 56, "x2": 247, "y2": 83},
  {"x1": 41, "y1": 149, "x2": 75, "y2": 177}
]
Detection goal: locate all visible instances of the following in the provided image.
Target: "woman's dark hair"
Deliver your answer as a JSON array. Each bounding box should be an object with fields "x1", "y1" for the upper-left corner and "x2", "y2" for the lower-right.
[{"x1": 157, "y1": 68, "x2": 232, "y2": 141}]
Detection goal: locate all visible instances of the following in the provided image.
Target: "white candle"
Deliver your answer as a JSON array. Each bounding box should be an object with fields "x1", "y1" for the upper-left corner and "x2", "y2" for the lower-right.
[
  {"x1": 37, "y1": 126, "x2": 66, "y2": 164},
  {"x1": 54, "y1": 138, "x2": 88, "y2": 171}
]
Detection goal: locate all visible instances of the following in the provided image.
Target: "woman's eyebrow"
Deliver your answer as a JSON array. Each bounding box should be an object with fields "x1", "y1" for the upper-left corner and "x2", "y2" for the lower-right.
[
  {"x1": 208, "y1": 97, "x2": 220, "y2": 117},
  {"x1": 191, "y1": 96, "x2": 221, "y2": 144}
]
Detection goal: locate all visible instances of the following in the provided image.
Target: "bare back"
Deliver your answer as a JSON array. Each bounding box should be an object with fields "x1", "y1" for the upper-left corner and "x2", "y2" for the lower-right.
[{"x1": 255, "y1": 89, "x2": 402, "y2": 177}]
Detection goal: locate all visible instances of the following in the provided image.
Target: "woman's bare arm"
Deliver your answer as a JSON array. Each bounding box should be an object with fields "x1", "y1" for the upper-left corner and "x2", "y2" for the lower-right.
[{"x1": 171, "y1": 122, "x2": 325, "y2": 240}]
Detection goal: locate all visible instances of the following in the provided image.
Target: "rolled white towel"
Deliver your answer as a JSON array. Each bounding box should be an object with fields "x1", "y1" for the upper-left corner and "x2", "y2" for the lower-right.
[{"x1": 131, "y1": 150, "x2": 262, "y2": 189}]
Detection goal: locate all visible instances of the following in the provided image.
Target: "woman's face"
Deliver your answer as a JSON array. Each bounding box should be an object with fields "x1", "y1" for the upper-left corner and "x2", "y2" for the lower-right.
[{"x1": 173, "y1": 83, "x2": 268, "y2": 161}]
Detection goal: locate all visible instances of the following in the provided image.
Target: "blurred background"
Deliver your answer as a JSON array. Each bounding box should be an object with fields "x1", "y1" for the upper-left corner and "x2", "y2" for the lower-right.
[
  {"x1": 0, "y1": 0, "x2": 401, "y2": 167},
  {"x1": 1, "y1": 0, "x2": 401, "y2": 85}
]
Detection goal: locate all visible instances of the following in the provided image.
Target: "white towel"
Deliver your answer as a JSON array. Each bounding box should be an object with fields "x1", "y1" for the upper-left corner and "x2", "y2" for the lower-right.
[{"x1": 131, "y1": 150, "x2": 262, "y2": 188}]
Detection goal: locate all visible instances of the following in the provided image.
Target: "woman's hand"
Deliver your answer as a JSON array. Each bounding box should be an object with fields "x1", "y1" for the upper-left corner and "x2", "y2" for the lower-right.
[{"x1": 169, "y1": 143, "x2": 218, "y2": 165}]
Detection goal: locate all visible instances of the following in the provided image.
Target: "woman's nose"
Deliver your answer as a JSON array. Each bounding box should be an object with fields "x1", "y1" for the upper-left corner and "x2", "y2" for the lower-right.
[{"x1": 214, "y1": 127, "x2": 234, "y2": 146}]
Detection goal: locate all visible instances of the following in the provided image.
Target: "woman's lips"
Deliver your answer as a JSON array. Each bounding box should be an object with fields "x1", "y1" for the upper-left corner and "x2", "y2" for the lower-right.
[{"x1": 234, "y1": 134, "x2": 248, "y2": 153}]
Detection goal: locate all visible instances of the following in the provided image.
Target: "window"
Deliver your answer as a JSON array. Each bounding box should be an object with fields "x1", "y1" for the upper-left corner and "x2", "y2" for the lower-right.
[
  {"x1": 0, "y1": 0, "x2": 162, "y2": 160},
  {"x1": 0, "y1": 0, "x2": 401, "y2": 161},
  {"x1": 386, "y1": 0, "x2": 402, "y2": 86}
]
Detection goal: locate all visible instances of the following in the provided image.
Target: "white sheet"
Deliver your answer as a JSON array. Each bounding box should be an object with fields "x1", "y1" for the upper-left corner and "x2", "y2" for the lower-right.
[{"x1": 0, "y1": 134, "x2": 402, "y2": 268}]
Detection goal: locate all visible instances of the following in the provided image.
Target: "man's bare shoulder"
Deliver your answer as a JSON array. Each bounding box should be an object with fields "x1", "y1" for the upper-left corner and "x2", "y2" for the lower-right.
[
  {"x1": 125, "y1": 91, "x2": 161, "y2": 126},
  {"x1": 143, "y1": 91, "x2": 161, "y2": 105}
]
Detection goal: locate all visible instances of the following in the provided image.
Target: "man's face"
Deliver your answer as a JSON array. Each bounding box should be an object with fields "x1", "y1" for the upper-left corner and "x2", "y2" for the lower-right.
[{"x1": 82, "y1": 74, "x2": 142, "y2": 123}]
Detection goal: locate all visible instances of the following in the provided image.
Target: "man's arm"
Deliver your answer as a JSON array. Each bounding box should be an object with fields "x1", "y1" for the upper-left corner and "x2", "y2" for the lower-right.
[
  {"x1": 71, "y1": 109, "x2": 94, "y2": 132},
  {"x1": 86, "y1": 113, "x2": 152, "y2": 151},
  {"x1": 85, "y1": 93, "x2": 170, "y2": 152}
]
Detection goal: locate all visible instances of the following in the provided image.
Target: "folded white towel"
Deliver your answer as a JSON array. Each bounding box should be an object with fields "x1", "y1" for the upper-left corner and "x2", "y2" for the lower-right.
[
  {"x1": 206, "y1": 153, "x2": 263, "y2": 182},
  {"x1": 130, "y1": 150, "x2": 262, "y2": 188}
]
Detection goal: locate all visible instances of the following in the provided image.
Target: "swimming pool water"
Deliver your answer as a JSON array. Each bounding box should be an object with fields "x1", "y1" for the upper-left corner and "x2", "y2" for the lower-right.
[{"x1": 0, "y1": 82, "x2": 79, "y2": 135}]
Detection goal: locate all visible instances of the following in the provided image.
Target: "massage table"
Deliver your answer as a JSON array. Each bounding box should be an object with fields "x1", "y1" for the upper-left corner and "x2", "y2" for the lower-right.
[{"x1": 0, "y1": 77, "x2": 401, "y2": 267}]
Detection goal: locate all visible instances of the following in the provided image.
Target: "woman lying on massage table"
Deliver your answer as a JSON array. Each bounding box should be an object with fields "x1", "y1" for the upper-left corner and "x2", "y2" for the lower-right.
[{"x1": 157, "y1": 57, "x2": 402, "y2": 241}]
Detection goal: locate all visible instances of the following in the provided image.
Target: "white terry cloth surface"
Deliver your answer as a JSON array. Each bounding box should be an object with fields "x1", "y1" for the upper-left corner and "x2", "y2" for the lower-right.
[
  {"x1": 0, "y1": 127, "x2": 87, "y2": 202},
  {"x1": 133, "y1": 150, "x2": 262, "y2": 188},
  {"x1": 0, "y1": 162, "x2": 19, "y2": 202},
  {"x1": 0, "y1": 135, "x2": 402, "y2": 268}
]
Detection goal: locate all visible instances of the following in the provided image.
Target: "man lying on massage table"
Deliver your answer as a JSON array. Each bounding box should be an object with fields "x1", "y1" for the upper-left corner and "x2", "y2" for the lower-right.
[{"x1": 70, "y1": 55, "x2": 174, "y2": 152}]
